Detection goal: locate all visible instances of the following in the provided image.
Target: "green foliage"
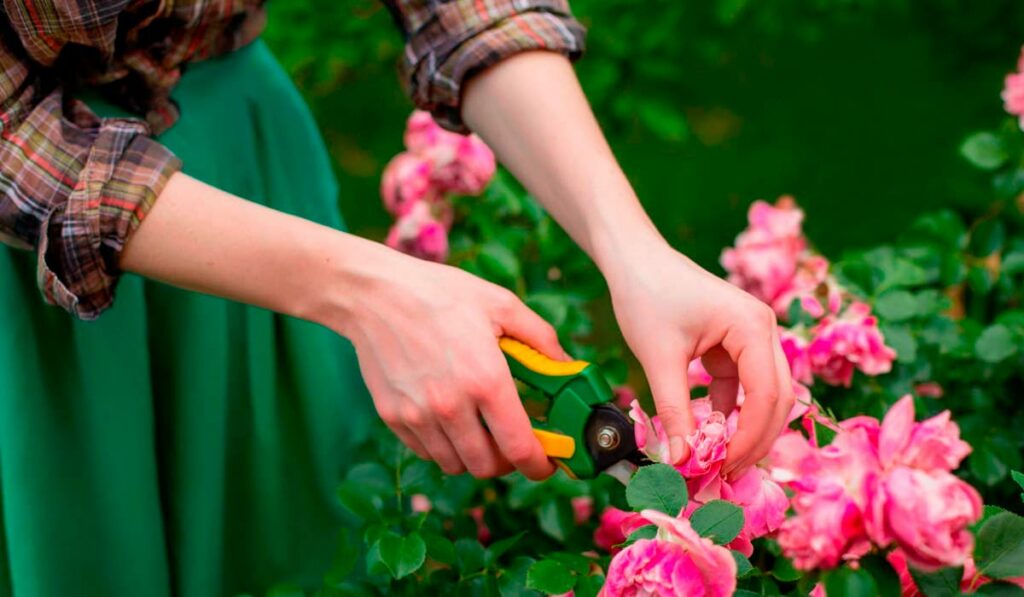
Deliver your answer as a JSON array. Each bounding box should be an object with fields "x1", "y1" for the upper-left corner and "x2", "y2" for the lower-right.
[
  {"x1": 689, "y1": 500, "x2": 745, "y2": 545},
  {"x1": 974, "y1": 511, "x2": 1024, "y2": 579},
  {"x1": 625, "y1": 464, "x2": 687, "y2": 515}
]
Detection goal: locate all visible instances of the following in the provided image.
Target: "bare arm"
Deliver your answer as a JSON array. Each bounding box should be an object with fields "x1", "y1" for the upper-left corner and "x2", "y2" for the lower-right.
[{"x1": 463, "y1": 51, "x2": 795, "y2": 474}]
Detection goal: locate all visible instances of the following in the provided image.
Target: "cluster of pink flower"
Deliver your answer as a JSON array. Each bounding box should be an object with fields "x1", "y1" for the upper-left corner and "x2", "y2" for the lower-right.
[
  {"x1": 380, "y1": 111, "x2": 496, "y2": 262},
  {"x1": 1004, "y1": 46, "x2": 1024, "y2": 131},
  {"x1": 723, "y1": 197, "x2": 897, "y2": 387},
  {"x1": 771, "y1": 395, "x2": 980, "y2": 572}
]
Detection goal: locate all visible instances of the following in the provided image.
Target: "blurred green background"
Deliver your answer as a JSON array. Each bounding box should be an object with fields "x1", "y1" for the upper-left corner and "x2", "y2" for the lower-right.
[{"x1": 263, "y1": 0, "x2": 1024, "y2": 270}]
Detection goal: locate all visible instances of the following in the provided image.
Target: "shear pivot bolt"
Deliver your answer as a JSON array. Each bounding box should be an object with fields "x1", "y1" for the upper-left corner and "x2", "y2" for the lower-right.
[{"x1": 596, "y1": 426, "x2": 620, "y2": 450}]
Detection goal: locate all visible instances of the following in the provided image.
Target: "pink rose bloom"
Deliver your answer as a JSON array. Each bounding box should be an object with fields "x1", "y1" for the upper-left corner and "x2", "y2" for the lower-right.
[
  {"x1": 601, "y1": 510, "x2": 736, "y2": 597},
  {"x1": 679, "y1": 402, "x2": 730, "y2": 502},
  {"x1": 808, "y1": 301, "x2": 896, "y2": 386},
  {"x1": 777, "y1": 480, "x2": 870, "y2": 570},
  {"x1": 628, "y1": 400, "x2": 671, "y2": 464},
  {"x1": 402, "y1": 110, "x2": 497, "y2": 195},
  {"x1": 914, "y1": 381, "x2": 944, "y2": 398},
  {"x1": 403, "y1": 110, "x2": 445, "y2": 153},
  {"x1": 724, "y1": 466, "x2": 789, "y2": 537},
  {"x1": 613, "y1": 386, "x2": 638, "y2": 409},
  {"x1": 468, "y1": 506, "x2": 491, "y2": 545},
  {"x1": 380, "y1": 152, "x2": 438, "y2": 216},
  {"x1": 1003, "y1": 46, "x2": 1024, "y2": 130},
  {"x1": 866, "y1": 467, "x2": 981, "y2": 571},
  {"x1": 721, "y1": 197, "x2": 808, "y2": 311},
  {"x1": 572, "y1": 496, "x2": 594, "y2": 525},
  {"x1": 775, "y1": 255, "x2": 831, "y2": 317},
  {"x1": 385, "y1": 201, "x2": 449, "y2": 262},
  {"x1": 411, "y1": 494, "x2": 432, "y2": 513},
  {"x1": 594, "y1": 507, "x2": 647, "y2": 554},
  {"x1": 877, "y1": 395, "x2": 971, "y2": 473},
  {"x1": 781, "y1": 330, "x2": 813, "y2": 384}
]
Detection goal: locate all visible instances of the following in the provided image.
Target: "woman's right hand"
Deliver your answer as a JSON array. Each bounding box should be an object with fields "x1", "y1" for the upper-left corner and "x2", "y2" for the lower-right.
[{"x1": 331, "y1": 248, "x2": 569, "y2": 480}]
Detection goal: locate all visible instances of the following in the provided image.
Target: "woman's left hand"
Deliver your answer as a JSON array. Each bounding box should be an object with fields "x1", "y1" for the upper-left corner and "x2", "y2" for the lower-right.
[{"x1": 602, "y1": 239, "x2": 795, "y2": 477}]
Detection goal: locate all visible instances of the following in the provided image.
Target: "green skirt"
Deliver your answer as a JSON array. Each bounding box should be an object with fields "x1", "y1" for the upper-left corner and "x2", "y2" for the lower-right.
[{"x1": 0, "y1": 41, "x2": 373, "y2": 596}]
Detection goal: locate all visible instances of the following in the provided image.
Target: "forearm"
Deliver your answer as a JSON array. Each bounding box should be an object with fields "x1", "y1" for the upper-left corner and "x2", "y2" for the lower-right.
[
  {"x1": 120, "y1": 172, "x2": 391, "y2": 333},
  {"x1": 461, "y1": 51, "x2": 667, "y2": 274}
]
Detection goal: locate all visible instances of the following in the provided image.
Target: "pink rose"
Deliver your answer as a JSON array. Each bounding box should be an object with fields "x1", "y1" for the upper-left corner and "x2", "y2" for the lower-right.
[
  {"x1": 469, "y1": 506, "x2": 491, "y2": 545},
  {"x1": 403, "y1": 110, "x2": 445, "y2": 153},
  {"x1": 601, "y1": 510, "x2": 736, "y2": 597},
  {"x1": 781, "y1": 330, "x2": 813, "y2": 384},
  {"x1": 1003, "y1": 46, "x2": 1024, "y2": 130},
  {"x1": 380, "y1": 152, "x2": 438, "y2": 216},
  {"x1": 401, "y1": 110, "x2": 497, "y2": 195},
  {"x1": 411, "y1": 494, "x2": 432, "y2": 513},
  {"x1": 572, "y1": 496, "x2": 594, "y2": 525},
  {"x1": 594, "y1": 507, "x2": 647, "y2": 554},
  {"x1": 808, "y1": 301, "x2": 896, "y2": 386},
  {"x1": 866, "y1": 467, "x2": 981, "y2": 571},
  {"x1": 679, "y1": 403, "x2": 730, "y2": 502},
  {"x1": 628, "y1": 400, "x2": 672, "y2": 464},
  {"x1": 777, "y1": 480, "x2": 871, "y2": 570},
  {"x1": 877, "y1": 395, "x2": 971, "y2": 473},
  {"x1": 724, "y1": 466, "x2": 789, "y2": 538},
  {"x1": 914, "y1": 381, "x2": 944, "y2": 398},
  {"x1": 613, "y1": 385, "x2": 638, "y2": 409},
  {"x1": 385, "y1": 201, "x2": 450, "y2": 262}
]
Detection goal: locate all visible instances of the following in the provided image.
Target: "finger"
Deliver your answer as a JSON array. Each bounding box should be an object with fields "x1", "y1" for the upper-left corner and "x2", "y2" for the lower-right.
[
  {"x1": 496, "y1": 294, "x2": 571, "y2": 360},
  {"x1": 477, "y1": 355, "x2": 556, "y2": 480},
  {"x1": 391, "y1": 424, "x2": 431, "y2": 461},
  {"x1": 445, "y1": 403, "x2": 513, "y2": 478},
  {"x1": 407, "y1": 414, "x2": 466, "y2": 475},
  {"x1": 721, "y1": 309, "x2": 781, "y2": 477},
  {"x1": 702, "y1": 346, "x2": 740, "y2": 416},
  {"x1": 640, "y1": 343, "x2": 694, "y2": 464}
]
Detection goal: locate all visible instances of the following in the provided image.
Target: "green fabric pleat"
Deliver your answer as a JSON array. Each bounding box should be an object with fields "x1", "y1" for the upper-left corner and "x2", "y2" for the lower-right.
[{"x1": 0, "y1": 40, "x2": 373, "y2": 597}]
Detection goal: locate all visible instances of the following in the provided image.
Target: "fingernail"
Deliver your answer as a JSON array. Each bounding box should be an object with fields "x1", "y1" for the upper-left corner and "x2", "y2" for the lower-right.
[{"x1": 670, "y1": 437, "x2": 684, "y2": 464}]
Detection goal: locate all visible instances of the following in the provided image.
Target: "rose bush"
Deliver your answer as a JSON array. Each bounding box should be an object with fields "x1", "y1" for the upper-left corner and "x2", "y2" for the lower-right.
[{"x1": 267, "y1": 49, "x2": 1024, "y2": 596}]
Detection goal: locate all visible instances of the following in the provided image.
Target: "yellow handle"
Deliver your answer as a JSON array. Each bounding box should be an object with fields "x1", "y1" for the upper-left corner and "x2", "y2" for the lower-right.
[
  {"x1": 498, "y1": 337, "x2": 590, "y2": 377},
  {"x1": 532, "y1": 428, "x2": 576, "y2": 459}
]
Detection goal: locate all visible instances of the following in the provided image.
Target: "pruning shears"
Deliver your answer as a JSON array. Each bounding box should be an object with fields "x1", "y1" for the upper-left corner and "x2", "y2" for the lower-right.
[{"x1": 499, "y1": 337, "x2": 649, "y2": 480}]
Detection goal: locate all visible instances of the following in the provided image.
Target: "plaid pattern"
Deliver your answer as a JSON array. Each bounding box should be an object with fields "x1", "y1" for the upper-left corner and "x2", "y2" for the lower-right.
[
  {"x1": 384, "y1": 0, "x2": 586, "y2": 131},
  {"x1": 0, "y1": 0, "x2": 263, "y2": 319}
]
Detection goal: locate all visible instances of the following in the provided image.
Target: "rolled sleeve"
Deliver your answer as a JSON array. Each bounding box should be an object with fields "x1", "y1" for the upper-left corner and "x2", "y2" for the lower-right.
[
  {"x1": 387, "y1": 0, "x2": 586, "y2": 131},
  {"x1": 0, "y1": 87, "x2": 181, "y2": 320}
]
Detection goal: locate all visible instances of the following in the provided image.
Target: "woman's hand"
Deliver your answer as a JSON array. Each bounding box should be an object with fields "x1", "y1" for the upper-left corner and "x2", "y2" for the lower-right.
[
  {"x1": 603, "y1": 239, "x2": 795, "y2": 476},
  {"x1": 331, "y1": 249, "x2": 567, "y2": 480}
]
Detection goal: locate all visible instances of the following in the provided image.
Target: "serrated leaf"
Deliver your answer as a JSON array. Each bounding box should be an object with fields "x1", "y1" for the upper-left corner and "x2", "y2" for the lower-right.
[
  {"x1": 732, "y1": 550, "x2": 756, "y2": 578},
  {"x1": 367, "y1": 531, "x2": 426, "y2": 580},
  {"x1": 975, "y1": 512, "x2": 1024, "y2": 579},
  {"x1": 908, "y1": 565, "x2": 963, "y2": 597},
  {"x1": 626, "y1": 463, "x2": 687, "y2": 515},
  {"x1": 689, "y1": 500, "x2": 745, "y2": 545},
  {"x1": 345, "y1": 462, "x2": 393, "y2": 495},
  {"x1": 526, "y1": 559, "x2": 576, "y2": 595}
]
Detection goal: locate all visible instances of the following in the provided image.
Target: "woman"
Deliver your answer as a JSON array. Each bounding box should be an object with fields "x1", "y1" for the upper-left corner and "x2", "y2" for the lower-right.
[{"x1": 0, "y1": 1, "x2": 794, "y2": 594}]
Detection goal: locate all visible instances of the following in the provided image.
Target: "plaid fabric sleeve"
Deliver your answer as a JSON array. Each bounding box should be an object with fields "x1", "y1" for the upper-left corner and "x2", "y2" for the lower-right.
[
  {"x1": 0, "y1": 42, "x2": 181, "y2": 320},
  {"x1": 384, "y1": 0, "x2": 586, "y2": 131}
]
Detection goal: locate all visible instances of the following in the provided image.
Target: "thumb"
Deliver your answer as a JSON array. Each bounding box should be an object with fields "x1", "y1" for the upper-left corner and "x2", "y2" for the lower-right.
[
  {"x1": 639, "y1": 347, "x2": 695, "y2": 465},
  {"x1": 498, "y1": 300, "x2": 571, "y2": 361}
]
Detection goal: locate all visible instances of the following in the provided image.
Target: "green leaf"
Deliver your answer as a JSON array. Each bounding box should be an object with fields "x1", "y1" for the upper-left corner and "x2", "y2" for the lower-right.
[
  {"x1": 477, "y1": 242, "x2": 521, "y2": 284},
  {"x1": 960, "y1": 132, "x2": 1009, "y2": 171},
  {"x1": 970, "y1": 217, "x2": 1007, "y2": 256},
  {"x1": 421, "y1": 531, "x2": 456, "y2": 566},
  {"x1": 636, "y1": 100, "x2": 688, "y2": 141},
  {"x1": 814, "y1": 419, "x2": 838, "y2": 447},
  {"x1": 626, "y1": 463, "x2": 687, "y2": 515},
  {"x1": 537, "y1": 498, "x2": 574, "y2": 543},
  {"x1": 485, "y1": 532, "x2": 525, "y2": 568},
  {"x1": 975, "y1": 582, "x2": 1024, "y2": 596},
  {"x1": 455, "y1": 538, "x2": 486, "y2": 574},
  {"x1": 547, "y1": 552, "x2": 591, "y2": 575},
  {"x1": 345, "y1": 462, "x2": 394, "y2": 495},
  {"x1": 526, "y1": 559, "x2": 576, "y2": 595},
  {"x1": 882, "y1": 323, "x2": 918, "y2": 364},
  {"x1": 732, "y1": 550, "x2": 756, "y2": 578},
  {"x1": 625, "y1": 524, "x2": 657, "y2": 544},
  {"x1": 1012, "y1": 470, "x2": 1024, "y2": 502},
  {"x1": 771, "y1": 556, "x2": 801, "y2": 582},
  {"x1": 875, "y1": 290, "x2": 919, "y2": 321},
  {"x1": 975, "y1": 511, "x2": 1024, "y2": 579},
  {"x1": 573, "y1": 573, "x2": 605, "y2": 597},
  {"x1": 908, "y1": 565, "x2": 963, "y2": 597},
  {"x1": 860, "y1": 554, "x2": 902, "y2": 597},
  {"x1": 689, "y1": 500, "x2": 745, "y2": 545},
  {"x1": 399, "y1": 459, "x2": 439, "y2": 494},
  {"x1": 824, "y1": 566, "x2": 878, "y2": 597},
  {"x1": 367, "y1": 531, "x2": 426, "y2": 580},
  {"x1": 975, "y1": 324, "x2": 1018, "y2": 363},
  {"x1": 499, "y1": 556, "x2": 539, "y2": 597},
  {"x1": 337, "y1": 481, "x2": 381, "y2": 520}
]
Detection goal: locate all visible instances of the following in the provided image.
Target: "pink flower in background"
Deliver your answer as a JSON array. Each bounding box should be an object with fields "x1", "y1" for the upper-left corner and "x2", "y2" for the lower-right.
[
  {"x1": 385, "y1": 201, "x2": 450, "y2": 262},
  {"x1": 628, "y1": 400, "x2": 672, "y2": 464},
  {"x1": 469, "y1": 506, "x2": 491, "y2": 545},
  {"x1": 601, "y1": 510, "x2": 736, "y2": 597},
  {"x1": 613, "y1": 385, "x2": 638, "y2": 409},
  {"x1": 403, "y1": 110, "x2": 445, "y2": 153},
  {"x1": 724, "y1": 466, "x2": 789, "y2": 538},
  {"x1": 777, "y1": 481, "x2": 869, "y2": 570},
  {"x1": 781, "y1": 330, "x2": 813, "y2": 384},
  {"x1": 426, "y1": 133, "x2": 497, "y2": 196},
  {"x1": 380, "y1": 152, "x2": 437, "y2": 216},
  {"x1": 594, "y1": 507, "x2": 646, "y2": 554},
  {"x1": 914, "y1": 381, "x2": 944, "y2": 398},
  {"x1": 807, "y1": 301, "x2": 896, "y2": 386},
  {"x1": 411, "y1": 494, "x2": 432, "y2": 513},
  {"x1": 572, "y1": 496, "x2": 595, "y2": 525},
  {"x1": 1003, "y1": 46, "x2": 1024, "y2": 130},
  {"x1": 866, "y1": 467, "x2": 981, "y2": 571}
]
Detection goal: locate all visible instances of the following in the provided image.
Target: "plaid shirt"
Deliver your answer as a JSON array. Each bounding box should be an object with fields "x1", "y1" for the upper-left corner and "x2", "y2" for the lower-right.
[{"x1": 0, "y1": 0, "x2": 585, "y2": 320}]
